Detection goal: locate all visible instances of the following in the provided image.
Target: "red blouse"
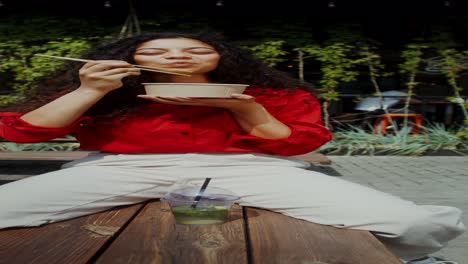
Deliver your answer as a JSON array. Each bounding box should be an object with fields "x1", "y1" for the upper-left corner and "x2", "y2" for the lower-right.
[{"x1": 0, "y1": 88, "x2": 331, "y2": 156}]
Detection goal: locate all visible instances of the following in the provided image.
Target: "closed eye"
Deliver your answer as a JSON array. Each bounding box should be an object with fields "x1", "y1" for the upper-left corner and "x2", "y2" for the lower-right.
[
  {"x1": 135, "y1": 51, "x2": 165, "y2": 55},
  {"x1": 188, "y1": 51, "x2": 217, "y2": 55}
]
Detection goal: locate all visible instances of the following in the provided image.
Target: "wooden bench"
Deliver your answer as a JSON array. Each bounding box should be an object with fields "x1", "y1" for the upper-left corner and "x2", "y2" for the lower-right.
[
  {"x1": 0, "y1": 200, "x2": 402, "y2": 264},
  {"x1": 0, "y1": 151, "x2": 402, "y2": 263},
  {"x1": 0, "y1": 151, "x2": 332, "y2": 164}
]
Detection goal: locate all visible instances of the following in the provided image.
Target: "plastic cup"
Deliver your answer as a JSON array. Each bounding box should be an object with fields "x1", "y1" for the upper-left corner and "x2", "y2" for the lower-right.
[{"x1": 161, "y1": 186, "x2": 240, "y2": 225}]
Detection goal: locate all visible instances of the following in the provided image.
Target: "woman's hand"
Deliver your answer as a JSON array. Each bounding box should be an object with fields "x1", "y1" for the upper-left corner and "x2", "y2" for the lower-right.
[
  {"x1": 77, "y1": 60, "x2": 141, "y2": 94},
  {"x1": 20, "y1": 60, "x2": 141, "y2": 128},
  {"x1": 137, "y1": 93, "x2": 259, "y2": 112}
]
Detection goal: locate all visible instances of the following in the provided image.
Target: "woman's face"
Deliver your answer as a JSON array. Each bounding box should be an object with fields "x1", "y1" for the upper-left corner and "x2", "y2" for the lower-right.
[{"x1": 133, "y1": 38, "x2": 220, "y2": 76}]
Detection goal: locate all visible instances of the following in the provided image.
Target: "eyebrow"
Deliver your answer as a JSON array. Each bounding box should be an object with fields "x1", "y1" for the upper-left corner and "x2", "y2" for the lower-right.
[{"x1": 135, "y1": 47, "x2": 215, "y2": 51}]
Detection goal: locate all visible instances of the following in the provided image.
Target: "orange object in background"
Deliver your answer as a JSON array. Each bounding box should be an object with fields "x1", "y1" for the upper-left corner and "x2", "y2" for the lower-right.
[{"x1": 374, "y1": 113, "x2": 423, "y2": 135}]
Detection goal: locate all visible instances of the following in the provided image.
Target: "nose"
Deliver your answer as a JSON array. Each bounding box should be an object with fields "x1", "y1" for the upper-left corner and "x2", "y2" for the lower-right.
[{"x1": 164, "y1": 50, "x2": 191, "y2": 59}]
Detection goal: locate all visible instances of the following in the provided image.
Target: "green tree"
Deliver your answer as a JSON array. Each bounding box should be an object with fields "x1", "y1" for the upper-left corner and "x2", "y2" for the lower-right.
[
  {"x1": 399, "y1": 44, "x2": 428, "y2": 128},
  {"x1": 245, "y1": 40, "x2": 288, "y2": 67},
  {"x1": 0, "y1": 38, "x2": 91, "y2": 105},
  {"x1": 439, "y1": 49, "x2": 468, "y2": 122},
  {"x1": 358, "y1": 45, "x2": 400, "y2": 135},
  {"x1": 0, "y1": 16, "x2": 116, "y2": 106},
  {"x1": 301, "y1": 43, "x2": 366, "y2": 129}
]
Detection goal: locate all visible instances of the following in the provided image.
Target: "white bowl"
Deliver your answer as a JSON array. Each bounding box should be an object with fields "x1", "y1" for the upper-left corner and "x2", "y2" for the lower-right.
[{"x1": 142, "y1": 83, "x2": 249, "y2": 98}]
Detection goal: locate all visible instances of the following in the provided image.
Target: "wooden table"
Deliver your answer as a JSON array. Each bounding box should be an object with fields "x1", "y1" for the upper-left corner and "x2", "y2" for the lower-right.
[{"x1": 0, "y1": 200, "x2": 402, "y2": 264}]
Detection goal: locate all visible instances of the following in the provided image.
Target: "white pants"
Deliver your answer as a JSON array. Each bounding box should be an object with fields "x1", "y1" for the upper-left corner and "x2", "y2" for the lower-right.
[{"x1": 0, "y1": 153, "x2": 465, "y2": 261}]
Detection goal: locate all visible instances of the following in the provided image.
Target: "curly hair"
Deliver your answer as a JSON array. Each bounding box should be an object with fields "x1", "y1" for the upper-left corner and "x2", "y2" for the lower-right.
[{"x1": 7, "y1": 32, "x2": 315, "y2": 116}]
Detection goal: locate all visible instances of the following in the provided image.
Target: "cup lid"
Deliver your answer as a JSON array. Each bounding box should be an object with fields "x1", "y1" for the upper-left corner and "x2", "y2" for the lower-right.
[{"x1": 162, "y1": 186, "x2": 240, "y2": 202}]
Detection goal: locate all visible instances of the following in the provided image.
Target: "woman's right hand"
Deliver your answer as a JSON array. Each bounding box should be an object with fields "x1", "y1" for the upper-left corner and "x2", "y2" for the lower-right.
[
  {"x1": 77, "y1": 60, "x2": 141, "y2": 94},
  {"x1": 20, "y1": 61, "x2": 140, "y2": 128}
]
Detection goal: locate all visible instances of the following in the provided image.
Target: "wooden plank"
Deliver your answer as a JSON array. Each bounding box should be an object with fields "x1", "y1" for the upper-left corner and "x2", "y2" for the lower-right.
[
  {"x1": 0, "y1": 203, "x2": 144, "y2": 264},
  {"x1": 0, "y1": 151, "x2": 93, "y2": 161},
  {"x1": 0, "y1": 137, "x2": 77, "y2": 143},
  {"x1": 245, "y1": 208, "x2": 402, "y2": 264},
  {"x1": 96, "y1": 201, "x2": 248, "y2": 264},
  {"x1": 0, "y1": 151, "x2": 331, "y2": 165}
]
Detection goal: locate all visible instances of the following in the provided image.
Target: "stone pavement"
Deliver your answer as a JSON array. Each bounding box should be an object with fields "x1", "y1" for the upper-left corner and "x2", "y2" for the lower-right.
[
  {"x1": 322, "y1": 156, "x2": 468, "y2": 264},
  {"x1": 0, "y1": 155, "x2": 467, "y2": 263}
]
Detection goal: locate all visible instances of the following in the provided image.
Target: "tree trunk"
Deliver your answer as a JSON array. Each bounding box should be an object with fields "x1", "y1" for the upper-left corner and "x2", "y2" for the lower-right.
[
  {"x1": 322, "y1": 101, "x2": 330, "y2": 130},
  {"x1": 119, "y1": 0, "x2": 141, "y2": 39},
  {"x1": 452, "y1": 84, "x2": 468, "y2": 121},
  {"x1": 298, "y1": 50, "x2": 304, "y2": 81},
  {"x1": 403, "y1": 73, "x2": 415, "y2": 129},
  {"x1": 367, "y1": 61, "x2": 398, "y2": 134}
]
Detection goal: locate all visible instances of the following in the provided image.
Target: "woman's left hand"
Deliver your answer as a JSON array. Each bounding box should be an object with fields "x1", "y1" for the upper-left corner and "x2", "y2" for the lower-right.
[{"x1": 137, "y1": 93, "x2": 258, "y2": 112}]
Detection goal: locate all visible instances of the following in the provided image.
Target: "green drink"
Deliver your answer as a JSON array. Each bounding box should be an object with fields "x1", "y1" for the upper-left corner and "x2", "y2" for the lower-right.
[
  {"x1": 172, "y1": 205, "x2": 229, "y2": 225},
  {"x1": 162, "y1": 186, "x2": 240, "y2": 225}
]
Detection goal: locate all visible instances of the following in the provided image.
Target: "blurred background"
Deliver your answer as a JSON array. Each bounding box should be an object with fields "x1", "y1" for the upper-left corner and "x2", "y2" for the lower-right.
[{"x1": 1, "y1": 0, "x2": 467, "y2": 132}]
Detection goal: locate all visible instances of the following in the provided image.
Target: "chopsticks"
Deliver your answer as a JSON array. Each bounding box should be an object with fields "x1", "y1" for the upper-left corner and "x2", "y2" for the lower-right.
[{"x1": 34, "y1": 54, "x2": 192, "y2": 76}]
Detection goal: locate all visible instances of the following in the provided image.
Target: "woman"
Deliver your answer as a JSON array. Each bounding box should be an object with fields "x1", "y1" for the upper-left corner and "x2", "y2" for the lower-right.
[{"x1": 0, "y1": 32, "x2": 464, "y2": 264}]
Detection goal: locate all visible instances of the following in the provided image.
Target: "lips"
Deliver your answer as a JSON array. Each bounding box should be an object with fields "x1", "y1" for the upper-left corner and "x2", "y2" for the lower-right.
[{"x1": 166, "y1": 62, "x2": 194, "y2": 67}]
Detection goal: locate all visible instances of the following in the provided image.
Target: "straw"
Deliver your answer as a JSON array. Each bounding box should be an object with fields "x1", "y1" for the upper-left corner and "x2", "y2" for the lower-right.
[
  {"x1": 191, "y1": 177, "x2": 212, "y2": 208},
  {"x1": 34, "y1": 54, "x2": 192, "y2": 76}
]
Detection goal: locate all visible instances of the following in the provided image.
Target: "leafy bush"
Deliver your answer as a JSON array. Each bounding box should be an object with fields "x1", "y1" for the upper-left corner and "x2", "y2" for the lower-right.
[
  {"x1": 0, "y1": 142, "x2": 79, "y2": 151},
  {"x1": 0, "y1": 135, "x2": 79, "y2": 151},
  {"x1": 0, "y1": 16, "x2": 116, "y2": 106},
  {"x1": 317, "y1": 123, "x2": 467, "y2": 156},
  {"x1": 0, "y1": 38, "x2": 91, "y2": 105}
]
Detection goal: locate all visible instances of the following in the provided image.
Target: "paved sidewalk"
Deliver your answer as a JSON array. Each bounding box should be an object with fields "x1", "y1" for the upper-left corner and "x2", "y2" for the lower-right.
[{"x1": 324, "y1": 156, "x2": 468, "y2": 263}]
